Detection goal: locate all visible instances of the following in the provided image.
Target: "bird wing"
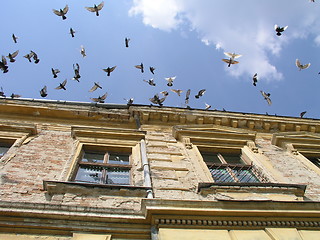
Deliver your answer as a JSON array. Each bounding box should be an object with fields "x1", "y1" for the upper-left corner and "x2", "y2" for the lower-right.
[
  {"x1": 90, "y1": 97, "x2": 100, "y2": 102},
  {"x1": 109, "y1": 66, "x2": 116, "y2": 72},
  {"x1": 199, "y1": 89, "x2": 206, "y2": 95},
  {"x1": 11, "y1": 50, "x2": 19, "y2": 58},
  {"x1": 63, "y1": 5, "x2": 69, "y2": 14},
  {"x1": 283, "y1": 25, "x2": 288, "y2": 31},
  {"x1": 100, "y1": 92, "x2": 107, "y2": 100},
  {"x1": 89, "y1": 84, "x2": 98, "y2": 92},
  {"x1": 274, "y1": 24, "x2": 279, "y2": 30},
  {"x1": 2, "y1": 56, "x2": 7, "y2": 65},
  {"x1": 295, "y1": 59, "x2": 301, "y2": 68},
  {"x1": 97, "y1": 1, "x2": 105, "y2": 10},
  {"x1": 53, "y1": 9, "x2": 62, "y2": 16},
  {"x1": 61, "y1": 79, "x2": 67, "y2": 86},
  {"x1": 149, "y1": 97, "x2": 158, "y2": 104},
  {"x1": 266, "y1": 98, "x2": 272, "y2": 105},
  {"x1": 85, "y1": 7, "x2": 96, "y2": 12},
  {"x1": 135, "y1": 65, "x2": 142, "y2": 69},
  {"x1": 222, "y1": 58, "x2": 231, "y2": 64},
  {"x1": 302, "y1": 63, "x2": 311, "y2": 69}
]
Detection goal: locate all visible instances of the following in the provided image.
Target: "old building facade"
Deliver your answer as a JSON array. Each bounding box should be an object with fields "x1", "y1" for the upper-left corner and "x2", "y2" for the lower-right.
[{"x1": 0, "y1": 98, "x2": 320, "y2": 239}]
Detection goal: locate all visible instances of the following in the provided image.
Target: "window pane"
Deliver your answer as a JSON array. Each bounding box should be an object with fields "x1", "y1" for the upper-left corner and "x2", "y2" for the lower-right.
[
  {"x1": 209, "y1": 167, "x2": 235, "y2": 182},
  {"x1": 202, "y1": 153, "x2": 221, "y2": 164},
  {"x1": 222, "y1": 154, "x2": 243, "y2": 164},
  {"x1": 82, "y1": 152, "x2": 104, "y2": 163},
  {"x1": 75, "y1": 165, "x2": 103, "y2": 183},
  {"x1": 0, "y1": 146, "x2": 10, "y2": 157},
  {"x1": 232, "y1": 169, "x2": 260, "y2": 183},
  {"x1": 108, "y1": 153, "x2": 130, "y2": 165},
  {"x1": 106, "y1": 168, "x2": 130, "y2": 185}
]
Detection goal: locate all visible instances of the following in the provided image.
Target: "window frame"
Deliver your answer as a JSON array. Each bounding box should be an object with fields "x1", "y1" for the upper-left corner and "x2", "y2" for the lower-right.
[
  {"x1": 72, "y1": 146, "x2": 133, "y2": 186},
  {"x1": 201, "y1": 152, "x2": 262, "y2": 183}
]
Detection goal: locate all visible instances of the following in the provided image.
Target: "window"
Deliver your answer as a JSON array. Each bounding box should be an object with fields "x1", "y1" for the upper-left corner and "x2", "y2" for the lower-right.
[
  {"x1": 73, "y1": 150, "x2": 131, "y2": 185},
  {"x1": 202, "y1": 152, "x2": 261, "y2": 183},
  {"x1": 0, "y1": 140, "x2": 15, "y2": 159}
]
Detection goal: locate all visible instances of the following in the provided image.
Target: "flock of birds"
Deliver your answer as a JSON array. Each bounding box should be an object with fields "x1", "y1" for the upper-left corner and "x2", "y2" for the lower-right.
[
  {"x1": 220, "y1": 23, "x2": 314, "y2": 118},
  {"x1": 0, "y1": 1, "x2": 317, "y2": 118}
]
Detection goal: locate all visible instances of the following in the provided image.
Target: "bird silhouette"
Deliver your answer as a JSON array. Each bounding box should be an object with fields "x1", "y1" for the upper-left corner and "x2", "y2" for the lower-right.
[
  {"x1": 6, "y1": 50, "x2": 19, "y2": 63},
  {"x1": 89, "y1": 82, "x2": 102, "y2": 92},
  {"x1": 0, "y1": 87, "x2": 5, "y2": 97},
  {"x1": 205, "y1": 103, "x2": 211, "y2": 110},
  {"x1": 12, "y1": 34, "x2": 18, "y2": 43},
  {"x1": 55, "y1": 79, "x2": 67, "y2": 90},
  {"x1": 10, "y1": 93, "x2": 21, "y2": 99},
  {"x1": 80, "y1": 45, "x2": 86, "y2": 58},
  {"x1": 149, "y1": 67, "x2": 155, "y2": 74},
  {"x1": 85, "y1": 2, "x2": 104, "y2": 16},
  {"x1": 300, "y1": 111, "x2": 307, "y2": 118},
  {"x1": 124, "y1": 98, "x2": 134, "y2": 105},
  {"x1": 260, "y1": 90, "x2": 272, "y2": 105},
  {"x1": 171, "y1": 89, "x2": 183, "y2": 96},
  {"x1": 149, "y1": 94, "x2": 166, "y2": 106},
  {"x1": 102, "y1": 66, "x2": 117, "y2": 76},
  {"x1": 160, "y1": 91, "x2": 169, "y2": 97},
  {"x1": 274, "y1": 24, "x2": 288, "y2": 36},
  {"x1": 53, "y1": 5, "x2": 69, "y2": 20},
  {"x1": 0, "y1": 56, "x2": 9, "y2": 73},
  {"x1": 195, "y1": 89, "x2": 206, "y2": 98},
  {"x1": 222, "y1": 58, "x2": 239, "y2": 67},
  {"x1": 295, "y1": 59, "x2": 310, "y2": 71},
  {"x1": 125, "y1": 38, "x2": 130, "y2": 47},
  {"x1": 51, "y1": 68, "x2": 60, "y2": 78},
  {"x1": 143, "y1": 79, "x2": 156, "y2": 86},
  {"x1": 69, "y1": 28, "x2": 75, "y2": 38},
  {"x1": 185, "y1": 89, "x2": 191, "y2": 105},
  {"x1": 73, "y1": 63, "x2": 81, "y2": 81},
  {"x1": 91, "y1": 92, "x2": 107, "y2": 103},
  {"x1": 253, "y1": 73, "x2": 258, "y2": 86},
  {"x1": 165, "y1": 76, "x2": 176, "y2": 86},
  {"x1": 30, "y1": 50, "x2": 40, "y2": 63},
  {"x1": 40, "y1": 86, "x2": 48, "y2": 97},
  {"x1": 224, "y1": 52, "x2": 242, "y2": 59},
  {"x1": 135, "y1": 63, "x2": 144, "y2": 73}
]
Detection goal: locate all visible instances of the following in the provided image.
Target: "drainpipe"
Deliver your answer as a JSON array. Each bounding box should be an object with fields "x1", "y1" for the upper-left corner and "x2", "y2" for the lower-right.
[{"x1": 140, "y1": 139, "x2": 153, "y2": 199}]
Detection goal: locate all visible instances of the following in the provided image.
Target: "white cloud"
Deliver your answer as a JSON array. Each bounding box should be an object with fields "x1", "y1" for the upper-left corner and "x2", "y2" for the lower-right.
[{"x1": 129, "y1": 0, "x2": 320, "y2": 81}]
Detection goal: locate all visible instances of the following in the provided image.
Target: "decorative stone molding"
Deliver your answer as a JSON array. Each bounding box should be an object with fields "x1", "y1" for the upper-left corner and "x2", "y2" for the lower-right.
[
  {"x1": 247, "y1": 141, "x2": 259, "y2": 153},
  {"x1": 286, "y1": 143, "x2": 299, "y2": 155},
  {"x1": 154, "y1": 218, "x2": 320, "y2": 229},
  {"x1": 183, "y1": 137, "x2": 193, "y2": 149}
]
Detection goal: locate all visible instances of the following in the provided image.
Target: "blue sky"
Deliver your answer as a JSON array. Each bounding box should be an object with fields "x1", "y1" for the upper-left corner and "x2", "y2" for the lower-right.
[{"x1": 1, "y1": 0, "x2": 320, "y2": 118}]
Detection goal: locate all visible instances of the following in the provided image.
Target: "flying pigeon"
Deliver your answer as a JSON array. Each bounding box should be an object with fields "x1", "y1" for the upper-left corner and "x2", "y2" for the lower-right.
[
  {"x1": 149, "y1": 94, "x2": 166, "y2": 106},
  {"x1": 80, "y1": 45, "x2": 86, "y2": 57},
  {"x1": 222, "y1": 58, "x2": 239, "y2": 67},
  {"x1": 260, "y1": 90, "x2": 272, "y2": 105},
  {"x1": 160, "y1": 91, "x2": 169, "y2": 97},
  {"x1": 6, "y1": 50, "x2": 19, "y2": 62},
  {"x1": 102, "y1": 66, "x2": 117, "y2": 76},
  {"x1": 143, "y1": 78, "x2": 156, "y2": 86},
  {"x1": 40, "y1": 86, "x2": 48, "y2": 97},
  {"x1": 0, "y1": 56, "x2": 8, "y2": 73},
  {"x1": 51, "y1": 68, "x2": 60, "y2": 78},
  {"x1": 30, "y1": 50, "x2": 40, "y2": 63},
  {"x1": 23, "y1": 52, "x2": 33, "y2": 62},
  {"x1": 55, "y1": 79, "x2": 67, "y2": 90},
  {"x1": 296, "y1": 59, "x2": 310, "y2": 71},
  {"x1": 10, "y1": 93, "x2": 21, "y2": 99},
  {"x1": 12, "y1": 34, "x2": 18, "y2": 43},
  {"x1": 253, "y1": 73, "x2": 258, "y2": 86},
  {"x1": 274, "y1": 24, "x2": 288, "y2": 36},
  {"x1": 91, "y1": 92, "x2": 107, "y2": 103},
  {"x1": 0, "y1": 87, "x2": 5, "y2": 97},
  {"x1": 135, "y1": 63, "x2": 144, "y2": 73},
  {"x1": 165, "y1": 76, "x2": 176, "y2": 87},
  {"x1": 85, "y1": 2, "x2": 104, "y2": 16},
  {"x1": 89, "y1": 82, "x2": 102, "y2": 92},
  {"x1": 185, "y1": 89, "x2": 191, "y2": 105},
  {"x1": 148, "y1": 67, "x2": 155, "y2": 75},
  {"x1": 300, "y1": 111, "x2": 307, "y2": 118},
  {"x1": 53, "y1": 5, "x2": 69, "y2": 20},
  {"x1": 171, "y1": 89, "x2": 183, "y2": 96},
  {"x1": 125, "y1": 38, "x2": 130, "y2": 47},
  {"x1": 72, "y1": 63, "x2": 81, "y2": 81},
  {"x1": 205, "y1": 103, "x2": 211, "y2": 110},
  {"x1": 69, "y1": 28, "x2": 75, "y2": 38},
  {"x1": 195, "y1": 89, "x2": 206, "y2": 99}
]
